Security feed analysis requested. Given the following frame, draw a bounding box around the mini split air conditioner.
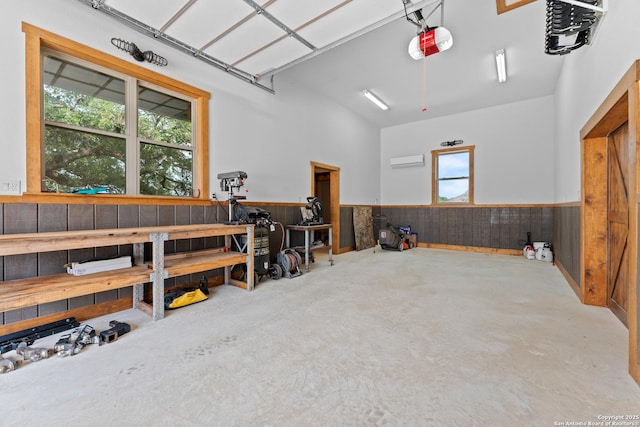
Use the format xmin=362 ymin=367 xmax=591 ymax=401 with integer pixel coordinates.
xmin=390 ymin=154 xmax=425 ymax=168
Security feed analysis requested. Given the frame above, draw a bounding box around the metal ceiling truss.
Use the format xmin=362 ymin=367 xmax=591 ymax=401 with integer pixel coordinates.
xmin=78 ymin=0 xmax=276 ymax=93
xmin=79 ymin=0 xmax=440 ymax=92
xmin=556 ymin=0 xmax=607 ymax=13
xmin=242 ymin=0 xmax=316 ymax=51
xmin=256 ymin=0 xmax=441 ymax=81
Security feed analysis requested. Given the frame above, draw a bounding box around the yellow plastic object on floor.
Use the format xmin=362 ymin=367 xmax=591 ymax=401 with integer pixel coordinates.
xmin=165 ymin=276 xmax=210 ymax=310
xmin=165 ymin=288 xmax=208 ymax=310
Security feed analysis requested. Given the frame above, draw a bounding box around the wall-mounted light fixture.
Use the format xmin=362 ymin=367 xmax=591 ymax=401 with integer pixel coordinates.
xmin=111 ymin=38 xmax=168 ymax=66
xmin=495 ymin=49 xmax=507 ymax=83
xmin=363 ymin=89 xmax=389 ymax=111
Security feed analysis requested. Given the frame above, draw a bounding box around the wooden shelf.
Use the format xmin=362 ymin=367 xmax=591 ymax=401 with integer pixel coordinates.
xmin=163 ymin=250 xmax=248 ymax=279
xmin=164 ymin=223 xmax=251 ymax=240
xmin=0 ymin=223 xmax=254 ymax=325
xmin=292 ymin=243 xmax=327 ymax=252
xmin=0 ymin=265 xmax=151 ymax=312
xmin=0 ymin=228 xmax=156 ymax=256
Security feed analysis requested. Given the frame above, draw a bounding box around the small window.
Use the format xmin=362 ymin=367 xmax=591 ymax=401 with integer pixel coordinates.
xmin=432 ymin=146 xmax=474 ymax=204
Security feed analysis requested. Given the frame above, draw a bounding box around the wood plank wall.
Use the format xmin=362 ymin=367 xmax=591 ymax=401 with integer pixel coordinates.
xmin=0 ymin=202 xmax=226 ymax=326
xmin=553 ymin=204 xmax=582 ymax=291
xmin=377 ymin=206 xmax=553 ymax=250
xmin=2 ymin=202 xmax=578 ymax=327
xmin=0 ymin=201 xmax=348 ymax=326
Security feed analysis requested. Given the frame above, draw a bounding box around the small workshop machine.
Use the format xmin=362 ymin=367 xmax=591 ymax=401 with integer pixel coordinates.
xmin=217 ymin=171 xmax=248 ymax=224
xmin=299 ymin=197 xmax=324 ymax=226
xmin=215 ymin=171 xmax=283 ymax=282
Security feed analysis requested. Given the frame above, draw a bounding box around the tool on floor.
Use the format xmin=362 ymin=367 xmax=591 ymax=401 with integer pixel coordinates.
xmin=523 ymin=232 xmax=535 ymax=259
xmin=54 ymin=324 xmax=98 ymax=357
xmin=0 ymin=317 xmax=80 ymax=354
xmin=374 ymin=215 xmax=414 ymax=251
xmin=16 ymin=342 xmax=50 ymax=362
xmin=534 ymin=242 xmax=554 ymax=263
xmin=99 ymin=320 xmax=131 ymax=345
xmin=277 ymin=248 xmax=302 ymax=279
xmin=0 ymin=355 xmax=17 ymax=374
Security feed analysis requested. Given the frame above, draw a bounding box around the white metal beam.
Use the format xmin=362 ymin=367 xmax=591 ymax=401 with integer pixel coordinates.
xmin=555 ymin=0 xmax=608 ymax=14
xmin=76 ymin=0 xmax=275 ymax=93
xmin=256 ymin=0 xmax=442 ymax=81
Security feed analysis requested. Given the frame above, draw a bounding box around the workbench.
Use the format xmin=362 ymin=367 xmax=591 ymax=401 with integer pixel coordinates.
xmin=285 ymin=224 xmax=334 ymax=273
xmin=0 ymin=224 xmax=254 ymax=326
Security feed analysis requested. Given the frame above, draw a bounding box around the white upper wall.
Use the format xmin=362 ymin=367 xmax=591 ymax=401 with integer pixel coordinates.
xmin=7 ymin=1 xmax=635 ymax=207
xmin=0 ymin=0 xmax=380 ymax=205
xmin=554 ymin=0 xmax=640 ymax=203
xmin=380 ymin=96 xmax=555 ymax=205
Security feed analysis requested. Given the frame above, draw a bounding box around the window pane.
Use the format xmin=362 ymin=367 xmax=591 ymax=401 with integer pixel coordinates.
xmin=438 ymin=152 xmax=469 ymax=179
xmin=138 ymin=86 xmax=192 ymax=147
xmin=43 ymin=55 xmax=125 ymax=134
xmin=44 ymin=125 xmax=126 ymax=193
xmin=140 ymin=143 xmax=193 ymax=196
xmin=438 ymin=178 xmax=469 ymax=203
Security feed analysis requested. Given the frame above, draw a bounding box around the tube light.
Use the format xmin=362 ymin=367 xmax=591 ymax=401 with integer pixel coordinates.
xmin=363 ymin=89 xmax=389 ymax=111
xmin=495 ymin=49 xmax=507 ymax=83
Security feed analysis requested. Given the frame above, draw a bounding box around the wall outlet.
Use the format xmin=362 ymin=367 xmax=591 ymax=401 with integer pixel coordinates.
xmin=0 ymin=180 xmax=22 ymax=195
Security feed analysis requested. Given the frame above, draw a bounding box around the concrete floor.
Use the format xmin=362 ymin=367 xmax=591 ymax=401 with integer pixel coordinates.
xmin=2 ymin=248 xmax=640 ymax=426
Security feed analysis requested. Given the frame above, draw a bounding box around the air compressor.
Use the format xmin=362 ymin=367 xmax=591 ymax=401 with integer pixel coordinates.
xmin=235 ymin=203 xmax=283 ymax=282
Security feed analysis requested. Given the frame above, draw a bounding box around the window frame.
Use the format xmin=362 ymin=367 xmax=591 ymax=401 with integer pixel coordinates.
xmin=24 ymin=22 xmax=210 ymax=202
xmin=431 ymin=145 xmax=475 ymax=205
xmin=496 ymin=0 xmax=536 ymax=15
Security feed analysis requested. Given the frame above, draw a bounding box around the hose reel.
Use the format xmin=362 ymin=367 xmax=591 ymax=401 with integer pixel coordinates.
xmin=277 ymin=249 xmax=302 ymax=279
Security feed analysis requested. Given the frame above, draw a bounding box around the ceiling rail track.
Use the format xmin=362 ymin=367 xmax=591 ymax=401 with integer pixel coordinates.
xmin=242 ymin=0 xmax=316 ymax=51
xmin=77 ymin=0 xmax=275 ymax=94
xmin=199 ymin=0 xmax=279 ymax=53
xmin=256 ymin=0 xmax=440 ymax=81
xmin=233 ymin=0 xmax=353 ymax=68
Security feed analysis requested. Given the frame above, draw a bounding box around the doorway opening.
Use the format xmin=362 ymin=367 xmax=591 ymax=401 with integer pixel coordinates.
xmin=310 ymin=161 xmax=340 ymax=252
xmin=580 ymin=60 xmax=640 ymax=385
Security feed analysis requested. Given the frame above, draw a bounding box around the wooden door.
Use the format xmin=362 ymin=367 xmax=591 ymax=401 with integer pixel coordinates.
xmin=607 ymin=122 xmax=630 ymax=327
xmin=310 ymin=162 xmax=340 ymax=252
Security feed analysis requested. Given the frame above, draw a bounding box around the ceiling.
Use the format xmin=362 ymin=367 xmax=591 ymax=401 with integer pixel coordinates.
xmin=83 ymin=0 xmax=568 ymax=128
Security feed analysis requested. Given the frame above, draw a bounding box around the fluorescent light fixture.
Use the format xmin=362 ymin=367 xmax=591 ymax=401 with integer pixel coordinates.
xmin=363 ymin=89 xmax=389 ymax=111
xmin=495 ymin=49 xmax=507 ymax=83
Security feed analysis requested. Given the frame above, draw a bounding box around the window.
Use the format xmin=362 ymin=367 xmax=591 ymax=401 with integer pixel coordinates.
xmin=25 ymin=23 xmax=210 ymax=199
xmin=43 ymin=55 xmax=128 ymax=194
xmin=432 ymin=146 xmax=474 ymax=204
xmin=496 ymin=0 xmax=536 ymax=15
